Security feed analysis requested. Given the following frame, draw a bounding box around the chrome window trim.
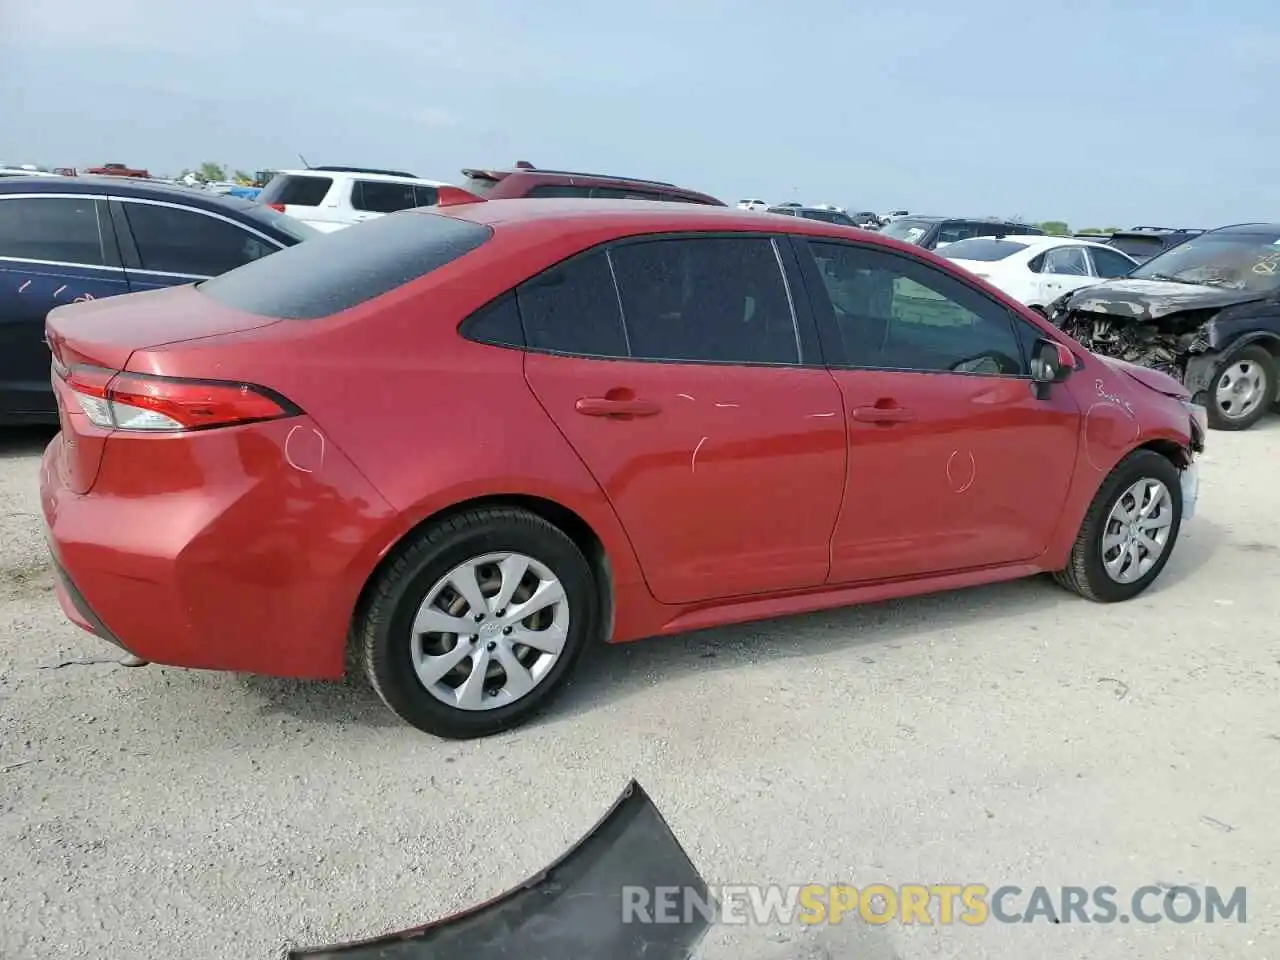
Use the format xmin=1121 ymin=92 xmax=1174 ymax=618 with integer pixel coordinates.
xmin=0 ymin=255 xmax=125 ymax=273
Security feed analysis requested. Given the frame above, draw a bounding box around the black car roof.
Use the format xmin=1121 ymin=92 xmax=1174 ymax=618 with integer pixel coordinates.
xmin=0 ymin=175 xmax=265 ymax=217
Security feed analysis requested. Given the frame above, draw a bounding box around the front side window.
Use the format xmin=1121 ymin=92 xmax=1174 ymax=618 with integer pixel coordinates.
xmin=122 ymin=202 xmax=276 ymax=276
xmin=0 ymin=196 xmax=105 ymax=265
xmin=879 ymin=218 xmax=934 ymax=245
xmin=608 ymin=237 xmax=800 ymax=365
xmin=806 ymin=240 xmax=1026 ymax=376
xmin=1041 ymin=246 xmax=1090 ymax=276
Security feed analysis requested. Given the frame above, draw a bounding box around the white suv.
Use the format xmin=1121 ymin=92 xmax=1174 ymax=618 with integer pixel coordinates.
xmin=258 ymin=166 xmax=454 ymax=232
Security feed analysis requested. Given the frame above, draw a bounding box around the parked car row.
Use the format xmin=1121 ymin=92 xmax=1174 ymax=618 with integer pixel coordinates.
xmin=3 ymin=162 xmax=1276 ymax=434
xmin=41 ymin=193 xmax=1207 ymax=738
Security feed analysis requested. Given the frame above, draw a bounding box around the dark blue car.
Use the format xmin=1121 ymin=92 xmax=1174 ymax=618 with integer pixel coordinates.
xmin=0 ymin=176 xmax=319 ymax=423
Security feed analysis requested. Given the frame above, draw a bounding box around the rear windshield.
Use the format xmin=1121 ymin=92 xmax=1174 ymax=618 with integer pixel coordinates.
xmin=458 ymin=173 xmax=501 ymax=197
xmin=937 ymin=238 xmax=1030 ymax=261
xmin=241 ymin=204 xmax=323 ymax=243
xmin=259 ymin=174 xmax=334 ymax=207
xmin=879 ymin=218 xmax=935 ymax=244
xmin=799 ymin=209 xmax=856 ymax=226
xmin=197 ymin=210 xmax=493 ymax=319
xmin=1108 ymin=235 xmax=1168 ymax=259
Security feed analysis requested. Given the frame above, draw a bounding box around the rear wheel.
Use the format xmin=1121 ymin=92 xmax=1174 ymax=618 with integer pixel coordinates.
xmin=357 ymin=507 xmax=597 ymax=739
xmin=1054 ymin=449 xmax=1183 ymax=603
xmin=1206 ymin=344 xmax=1275 ymax=431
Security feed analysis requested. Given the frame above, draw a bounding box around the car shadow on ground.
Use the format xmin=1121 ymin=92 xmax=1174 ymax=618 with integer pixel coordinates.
xmin=548 ymin=522 xmax=1225 ymax=726
xmin=0 ymin=426 xmax=57 ymax=459
xmin=235 ymin=518 xmax=1225 ymax=734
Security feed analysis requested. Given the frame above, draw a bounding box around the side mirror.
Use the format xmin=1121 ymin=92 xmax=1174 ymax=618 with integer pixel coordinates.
xmin=1031 ymin=338 xmax=1075 ymax=399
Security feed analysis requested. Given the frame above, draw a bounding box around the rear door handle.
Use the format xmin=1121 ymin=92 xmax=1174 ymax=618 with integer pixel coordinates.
xmin=575 ymin=397 xmax=662 ymax=418
xmin=851 ymin=405 xmax=914 ymax=424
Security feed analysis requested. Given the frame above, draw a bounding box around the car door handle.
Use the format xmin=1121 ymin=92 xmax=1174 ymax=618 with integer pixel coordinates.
xmin=851 ymin=405 xmax=915 ymax=424
xmin=575 ymin=397 xmax=662 ymax=418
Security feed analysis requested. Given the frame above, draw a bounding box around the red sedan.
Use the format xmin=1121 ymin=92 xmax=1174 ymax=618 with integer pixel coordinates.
xmin=40 ymin=193 xmax=1207 ymax=739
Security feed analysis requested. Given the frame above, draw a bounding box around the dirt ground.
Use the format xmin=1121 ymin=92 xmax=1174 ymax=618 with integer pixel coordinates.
xmin=1 ymin=421 xmax=1277 ymax=959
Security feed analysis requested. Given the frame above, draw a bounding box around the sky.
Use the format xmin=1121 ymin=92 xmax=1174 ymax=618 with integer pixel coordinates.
xmin=1 ymin=0 xmax=1277 ymax=229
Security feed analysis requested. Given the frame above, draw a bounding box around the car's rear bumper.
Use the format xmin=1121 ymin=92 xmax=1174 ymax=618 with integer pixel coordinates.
xmin=40 ymin=419 xmax=398 ymax=680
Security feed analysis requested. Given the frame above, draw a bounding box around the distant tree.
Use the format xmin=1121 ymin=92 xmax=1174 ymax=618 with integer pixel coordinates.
xmin=232 ymin=169 xmax=252 ymax=183
xmin=1037 ymin=220 xmax=1070 ymax=236
xmin=199 ymin=161 xmax=226 ymax=181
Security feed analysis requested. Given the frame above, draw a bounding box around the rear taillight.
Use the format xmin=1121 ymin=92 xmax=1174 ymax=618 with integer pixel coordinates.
xmin=61 ymin=365 xmax=298 ymax=432
xmin=266 ymin=202 xmax=286 ymax=213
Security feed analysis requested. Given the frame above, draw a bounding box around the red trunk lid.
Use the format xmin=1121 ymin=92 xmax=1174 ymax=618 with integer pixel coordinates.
xmin=45 ymin=285 xmax=280 ymax=494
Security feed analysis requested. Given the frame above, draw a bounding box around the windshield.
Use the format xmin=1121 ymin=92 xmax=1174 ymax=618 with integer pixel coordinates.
xmin=1129 ymin=231 xmax=1280 ymax=292
xmin=937 ymin=238 xmax=1030 ymax=262
xmin=879 ymin=218 xmax=934 ymax=244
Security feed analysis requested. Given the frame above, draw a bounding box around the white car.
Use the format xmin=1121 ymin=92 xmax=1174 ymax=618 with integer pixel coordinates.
xmin=937 ymin=235 xmax=1140 ymax=312
xmin=258 ymin=166 xmax=454 ymax=232
xmin=736 ymin=199 xmax=769 ymax=211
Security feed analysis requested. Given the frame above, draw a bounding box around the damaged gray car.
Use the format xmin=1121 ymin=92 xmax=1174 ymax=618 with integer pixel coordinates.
xmin=1047 ymin=222 xmax=1280 ymax=430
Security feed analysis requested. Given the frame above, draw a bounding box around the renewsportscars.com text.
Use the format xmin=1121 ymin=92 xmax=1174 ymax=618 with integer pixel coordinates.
xmin=621 ymin=883 xmax=1247 ymax=926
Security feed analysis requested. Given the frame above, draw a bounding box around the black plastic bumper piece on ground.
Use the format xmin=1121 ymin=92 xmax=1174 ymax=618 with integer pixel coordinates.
xmin=291 ymin=780 xmax=713 ymax=960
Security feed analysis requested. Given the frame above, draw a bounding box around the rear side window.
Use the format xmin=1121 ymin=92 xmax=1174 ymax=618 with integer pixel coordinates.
xmin=610 ymin=237 xmax=799 ymax=365
xmin=198 ymin=211 xmax=493 ymax=319
xmin=0 ymin=196 xmax=105 ymax=265
xmin=259 ymin=175 xmax=333 ymax=207
xmin=515 ymin=250 xmax=629 ymax=356
xmin=352 ymin=180 xmax=426 ymax=214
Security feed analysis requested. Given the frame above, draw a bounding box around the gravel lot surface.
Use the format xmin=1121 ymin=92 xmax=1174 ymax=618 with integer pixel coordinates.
xmin=1 ymin=421 xmax=1278 ymax=960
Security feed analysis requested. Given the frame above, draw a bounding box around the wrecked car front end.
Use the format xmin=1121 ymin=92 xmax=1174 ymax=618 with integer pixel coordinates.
xmin=1047 ymin=279 xmax=1280 ymax=403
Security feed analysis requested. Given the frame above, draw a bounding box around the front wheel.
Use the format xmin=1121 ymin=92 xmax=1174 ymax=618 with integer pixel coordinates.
xmin=1054 ymin=449 xmax=1184 ymax=603
xmin=357 ymin=507 xmax=598 ymax=739
xmin=1206 ymin=344 xmax=1275 ymax=431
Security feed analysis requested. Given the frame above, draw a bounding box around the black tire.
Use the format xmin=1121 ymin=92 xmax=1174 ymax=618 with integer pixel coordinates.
xmin=1054 ymin=449 xmax=1184 ymax=603
xmin=357 ymin=507 xmax=598 ymax=739
xmin=1205 ymin=344 xmax=1276 ymax=431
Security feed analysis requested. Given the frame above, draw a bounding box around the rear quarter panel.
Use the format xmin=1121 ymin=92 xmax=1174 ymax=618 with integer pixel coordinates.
xmin=128 ymin=231 xmax=650 ymax=595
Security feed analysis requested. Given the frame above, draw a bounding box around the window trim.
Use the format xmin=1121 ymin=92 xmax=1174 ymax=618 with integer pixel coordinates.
xmin=506 ymin=231 xmax=823 ymax=368
xmin=112 ymin=196 xmax=286 ymax=280
xmin=0 ymin=193 xmax=120 ymax=270
xmin=790 ymin=235 xmax=1039 ymax=380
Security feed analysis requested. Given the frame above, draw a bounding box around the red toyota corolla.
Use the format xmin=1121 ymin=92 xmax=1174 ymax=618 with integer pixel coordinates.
xmin=40 ymin=192 xmax=1207 ymax=739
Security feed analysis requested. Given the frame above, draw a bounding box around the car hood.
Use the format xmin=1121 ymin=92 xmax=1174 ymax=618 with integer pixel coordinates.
xmin=1060 ymin=278 xmax=1266 ymax=322
xmin=1097 ymin=355 xmax=1189 ymax=399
